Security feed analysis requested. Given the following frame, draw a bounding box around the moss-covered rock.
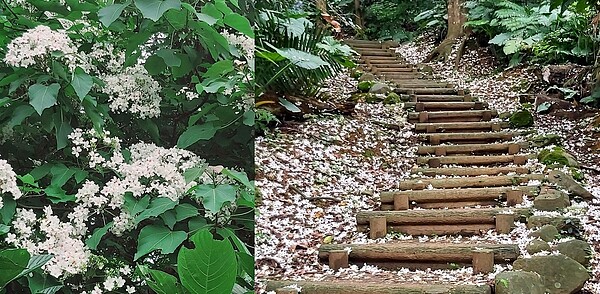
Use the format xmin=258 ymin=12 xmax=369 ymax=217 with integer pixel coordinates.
xmin=538 ymin=147 xmax=579 ymax=167
xmin=527 ymin=215 xmax=580 ymax=231
xmin=369 ymin=83 xmax=391 ymax=94
xmin=509 ymin=109 xmax=534 ymax=128
xmin=532 ymin=134 xmax=562 ymax=147
xmin=512 ymin=254 xmax=590 ymax=294
xmin=547 ymin=170 xmax=593 ymax=199
xmin=495 ymin=271 xmax=545 ymax=294
xmin=383 ymin=92 xmax=401 ymax=104
xmin=556 ymin=239 xmax=592 ymax=266
xmin=350 ymin=93 xmax=380 ymax=103
xmin=350 ymin=69 xmax=364 ymax=79
xmin=357 ymin=80 xmax=375 ymax=92
xmin=358 ymin=72 xmax=375 ymax=82
xmin=534 ymin=188 xmax=570 ymax=211
xmin=527 ymin=239 xmax=551 ymax=254
xmin=530 ymin=224 xmax=560 ymax=242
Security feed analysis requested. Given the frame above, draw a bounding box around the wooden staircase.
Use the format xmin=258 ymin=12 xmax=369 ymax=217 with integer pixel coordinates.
xmin=265 ymin=39 xmax=543 ymax=294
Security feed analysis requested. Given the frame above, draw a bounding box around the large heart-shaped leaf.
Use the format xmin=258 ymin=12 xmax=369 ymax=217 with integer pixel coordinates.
xmin=177 ymin=123 xmax=217 ymax=149
xmin=28 ymin=83 xmax=60 ymax=115
xmin=195 ymin=184 xmax=236 ymax=213
xmin=85 ymin=222 xmax=113 ymax=250
xmin=178 ymin=229 xmax=237 ymax=294
xmin=134 ymin=197 xmax=177 ymax=225
xmin=223 ymin=13 xmax=254 ymax=38
xmin=138 ymin=266 xmax=187 ymax=294
xmin=134 ymin=225 xmax=186 ymax=260
xmin=0 ymin=249 xmax=29 ymax=288
xmin=98 ymin=2 xmax=129 ymax=27
xmin=71 ymin=67 xmax=93 ymax=101
xmin=135 ymin=0 xmax=181 ymax=21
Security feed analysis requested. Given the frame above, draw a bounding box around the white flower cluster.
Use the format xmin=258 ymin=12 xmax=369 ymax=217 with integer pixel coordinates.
xmin=0 ymin=158 xmax=22 ymax=209
xmin=3 ymin=25 xmax=77 ymax=68
xmin=68 ymin=128 xmax=122 ymax=169
xmin=177 ymin=86 xmax=200 ymax=100
xmin=6 ymin=207 xmax=90 ymax=278
xmin=221 ymin=30 xmax=254 ymax=65
xmin=101 ymin=64 xmax=162 ymax=118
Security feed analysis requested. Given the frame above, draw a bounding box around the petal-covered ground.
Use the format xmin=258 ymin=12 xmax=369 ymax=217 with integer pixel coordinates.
xmin=255 ymin=35 xmax=600 ymax=293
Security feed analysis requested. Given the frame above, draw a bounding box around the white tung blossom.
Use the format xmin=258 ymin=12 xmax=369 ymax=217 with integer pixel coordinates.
xmin=101 ymin=64 xmax=162 ymax=118
xmin=3 ymin=25 xmax=77 ymax=68
xmin=0 ymin=159 xmax=22 ymax=209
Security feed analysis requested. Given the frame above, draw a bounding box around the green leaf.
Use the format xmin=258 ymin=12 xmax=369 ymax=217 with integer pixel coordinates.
xmin=223 ymin=13 xmax=254 ymax=38
xmin=188 ymin=217 xmax=210 ymax=231
xmin=278 ymin=97 xmax=301 ymax=113
xmin=0 ymin=224 xmax=9 ymax=236
xmin=195 ymin=184 xmax=236 ymax=213
xmin=183 ymin=166 xmax=207 ymax=183
xmin=124 ymin=194 xmax=151 ymax=215
xmin=145 ymin=55 xmax=167 ymax=75
xmin=71 ymin=67 xmax=93 ymax=101
xmin=222 ymin=169 xmax=253 ymax=189
xmin=50 ymin=164 xmax=76 ymax=187
xmin=98 ymin=2 xmax=130 ymax=27
xmin=536 ymin=102 xmax=552 ymax=113
xmin=55 ymin=120 xmax=72 ymax=150
xmin=175 ymin=203 xmax=199 ymax=221
xmin=28 ymin=83 xmax=60 ymax=115
xmin=134 ymin=197 xmax=177 ymax=225
xmin=44 ymin=185 xmax=76 ymax=203
xmin=275 ymin=48 xmax=328 ymax=70
xmin=138 ymin=266 xmax=187 ymax=294
xmin=7 ymin=105 xmax=35 ymax=128
xmin=216 ymin=227 xmax=250 ymax=255
xmin=27 ymin=271 xmax=62 ymax=294
xmin=18 ymin=255 xmax=53 ymax=279
xmin=178 ymin=229 xmax=237 ymax=294
xmin=160 ymin=210 xmax=177 ymax=229
xmin=177 ymin=123 xmax=217 ymax=149
xmin=135 ymin=0 xmax=181 ymax=21
xmin=203 ymin=60 xmax=234 ymax=79
xmin=85 ymin=222 xmax=113 ymax=250
xmin=0 ymin=249 xmax=29 ymax=288
xmin=0 ymin=195 xmax=16 ymax=224
xmin=134 ymin=225 xmax=187 ymax=260
xmin=156 ymin=49 xmax=181 ymax=67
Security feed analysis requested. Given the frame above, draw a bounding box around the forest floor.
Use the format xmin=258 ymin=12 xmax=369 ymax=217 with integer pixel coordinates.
xmin=255 ymin=34 xmax=600 ymax=293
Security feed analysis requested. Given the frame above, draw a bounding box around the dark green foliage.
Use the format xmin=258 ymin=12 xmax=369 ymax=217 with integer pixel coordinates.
xmin=357 ymin=80 xmax=375 ymax=92
xmin=363 ymin=0 xmax=445 ymax=41
xmin=384 ymin=92 xmax=402 ymax=104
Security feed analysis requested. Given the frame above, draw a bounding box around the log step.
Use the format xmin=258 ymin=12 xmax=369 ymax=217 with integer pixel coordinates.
xmin=319 ymin=242 xmax=519 ymax=265
xmin=382 ymin=74 xmax=426 ymax=80
xmin=394 ymin=82 xmax=450 ymax=88
xmin=266 ymin=281 xmax=493 ymax=294
xmin=417 ymin=155 xmax=529 ymax=167
xmin=372 ymin=67 xmax=415 ymax=72
xmin=419 ymin=132 xmax=513 ymax=144
xmin=363 ymin=58 xmax=403 ymax=64
xmin=417 ymin=143 xmax=526 ymax=155
xmin=405 ymin=102 xmax=487 ymax=111
xmin=411 ymin=95 xmax=472 ymax=102
xmin=397 ymin=174 xmax=543 ymax=190
xmin=412 ymin=167 xmax=531 ymax=176
xmin=355 ymin=208 xmax=530 ymax=235
xmin=368 ymin=63 xmax=414 ymax=69
xmin=415 ymin=122 xmax=507 ymax=133
xmin=357 ymin=51 xmax=395 ymax=57
xmin=379 ymin=186 xmax=538 ymax=206
xmin=395 ymin=87 xmax=463 ymax=94
xmin=409 ymin=110 xmax=497 ymax=123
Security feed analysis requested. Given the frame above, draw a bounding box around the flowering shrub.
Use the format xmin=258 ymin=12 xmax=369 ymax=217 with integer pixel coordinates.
xmin=0 ymin=0 xmax=254 ymax=293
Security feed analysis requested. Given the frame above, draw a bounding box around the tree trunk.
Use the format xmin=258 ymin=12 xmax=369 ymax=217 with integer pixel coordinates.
xmin=354 ymin=0 xmax=363 ymax=29
xmin=424 ymin=0 xmax=466 ymax=62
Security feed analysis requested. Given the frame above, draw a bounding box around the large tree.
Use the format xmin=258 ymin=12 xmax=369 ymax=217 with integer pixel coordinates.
xmin=424 ymin=0 xmax=467 ymax=62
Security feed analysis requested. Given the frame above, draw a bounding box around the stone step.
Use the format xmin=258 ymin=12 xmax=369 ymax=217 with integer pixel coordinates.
xmin=418 ymin=154 xmax=529 ymax=167
xmin=412 ymin=94 xmax=473 ymax=102
xmin=355 ymin=208 xmax=530 ymax=235
xmin=405 ymin=102 xmax=487 ymax=111
xmin=418 ymin=132 xmax=513 ymax=144
xmin=412 ymin=167 xmax=531 ymax=177
xmin=408 ymin=110 xmax=497 ymax=123
xmin=267 ymin=281 xmax=493 ymax=294
xmin=417 ymin=143 xmax=526 ymax=155
xmin=395 ymin=87 xmax=464 ymax=95
xmin=415 ymin=122 xmax=507 ymax=133
xmin=379 ymin=186 xmax=537 ymax=209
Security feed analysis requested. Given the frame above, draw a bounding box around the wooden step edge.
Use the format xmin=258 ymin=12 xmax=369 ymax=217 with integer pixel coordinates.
xmin=356 ymin=208 xmax=531 ymax=225
xmin=414 ymin=122 xmax=510 ymax=133
xmin=417 ymin=154 xmax=530 ymax=167
xmin=379 ymin=186 xmax=538 ymax=203
xmin=411 ymin=167 xmax=531 ymax=176
xmin=397 ymin=174 xmax=544 ymax=190
xmin=266 ymin=280 xmax=492 ymax=294
xmin=416 ymin=143 xmax=529 ymax=156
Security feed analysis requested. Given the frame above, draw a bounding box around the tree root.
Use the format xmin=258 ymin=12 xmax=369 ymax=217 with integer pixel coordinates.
xmin=423 ymin=38 xmax=456 ymax=63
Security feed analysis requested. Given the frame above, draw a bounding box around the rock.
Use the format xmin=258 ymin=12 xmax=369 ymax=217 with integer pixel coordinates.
xmin=530 ymin=224 xmax=559 ymax=242
xmin=499 ymin=112 xmax=512 ymax=119
xmin=555 ymin=239 xmax=591 ymax=266
xmin=534 ymin=187 xmax=570 ymax=211
xmin=350 ymin=69 xmax=364 ymax=79
xmin=369 ymin=83 xmax=391 ymax=94
xmin=513 ymin=254 xmax=590 ymax=294
xmin=527 ymin=239 xmax=551 ymax=254
xmin=349 ymin=93 xmax=380 ymax=103
xmin=546 ymin=170 xmax=593 ymax=199
xmin=532 ymin=134 xmax=562 ymax=147
xmin=357 ymin=80 xmax=375 ymax=92
xmin=358 ymin=73 xmax=375 ymax=82
xmin=509 ymin=110 xmax=534 ymax=128
xmin=383 ymin=93 xmax=401 ymax=104
xmin=494 ymin=271 xmax=545 ymax=294
xmin=538 ymin=147 xmax=579 ymax=167
xmin=419 ymin=65 xmax=434 ymax=74
xmin=360 ymin=189 xmax=374 ymax=196
xmin=527 ymin=215 xmax=580 ymax=231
